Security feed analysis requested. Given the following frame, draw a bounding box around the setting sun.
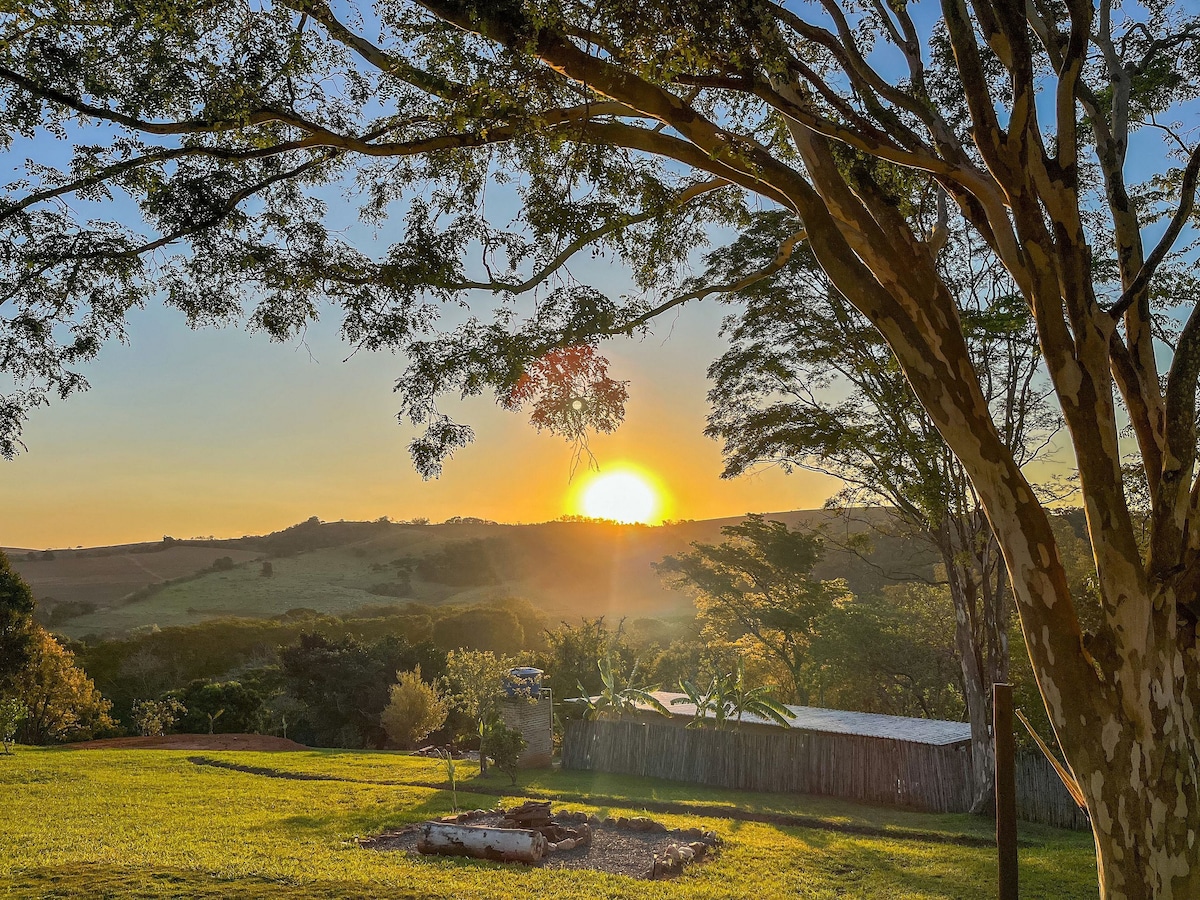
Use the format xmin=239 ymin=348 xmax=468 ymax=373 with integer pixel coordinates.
xmin=579 ymin=470 xmax=661 ymax=524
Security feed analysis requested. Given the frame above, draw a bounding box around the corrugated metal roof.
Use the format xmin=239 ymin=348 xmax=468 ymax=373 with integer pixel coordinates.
xmin=645 ymin=691 xmax=972 ymax=746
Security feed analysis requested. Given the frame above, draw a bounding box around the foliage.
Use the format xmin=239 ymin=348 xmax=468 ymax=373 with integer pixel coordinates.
xmin=167 ymin=679 xmax=267 ymax=735
xmin=812 ymin=586 xmax=964 ymax=722
xmin=131 ymin=698 xmax=185 ymax=737
xmin=0 ymin=696 xmax=25 ymax=753
xmin=575 ymin=654 xmax=669 ymax=721
xmin=380 ymin=666 xmax=449 ymax=749
xmin=480 ymin=720 xmax=527 ymax=785
xmin=15 ymin=626 xmax=114 ymax=744
xmin=443 ymin=650 xmax=515 ymax=728
xmin=535 ymin=617 xmax=635 ymax=702
xmin=0 ymin=551 xmax=35 ymax=690
xmin=33 ymin=598 xmax=97 ymax=627
xmin=280 ymin=632 xmax=445 ymax=749
xmin=657 ymin=515 xmax=850 ymax=703
xmin=430 ymin=606 xmax=525 ymax=655
xmin=415 ymin=539 xmax=524 ymax=586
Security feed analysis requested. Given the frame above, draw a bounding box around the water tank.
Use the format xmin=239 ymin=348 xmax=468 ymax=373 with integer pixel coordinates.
xmin=505 ymin=667 xmax=543 ymax=698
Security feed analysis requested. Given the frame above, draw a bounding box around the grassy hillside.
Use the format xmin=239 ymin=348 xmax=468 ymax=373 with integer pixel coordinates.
xmin=4 ymin=543 xmax=263 ymax=610
xmin=9 ymin=510 xmax=938 ymax=639
xmin=0 ymin=747 xmax=1097 ymax=899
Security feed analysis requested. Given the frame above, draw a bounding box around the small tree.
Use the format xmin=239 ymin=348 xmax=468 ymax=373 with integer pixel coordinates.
xmin=0 ymin=697 xmax=25 ymax=754
xmin=131 ymin=698 xmax=185 ymax=737
xmin=436 ymin=748 xmax=458 ymax=812
xmin=17 ymin=626 xmax=115 ymax=744
xmin=444 ymin=650 xmax=514 ymax=774
xmin=481 ymin=721 xmax=526 ymax=786
xmin=381 ymin=666 xmax=449 ymax=750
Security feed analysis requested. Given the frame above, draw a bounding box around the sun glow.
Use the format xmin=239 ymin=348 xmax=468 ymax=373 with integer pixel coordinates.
xmin=578 ymin=469 xmax=662 ymax=524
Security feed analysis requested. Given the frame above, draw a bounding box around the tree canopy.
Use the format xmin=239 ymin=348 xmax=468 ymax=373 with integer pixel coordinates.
xmin=0 ymin=551 xmax=36 ymax=689
xmin=658 ymin=514 xmax=849 ymax=703
xmin=6 ymin=0 xmax=1200 ymax=893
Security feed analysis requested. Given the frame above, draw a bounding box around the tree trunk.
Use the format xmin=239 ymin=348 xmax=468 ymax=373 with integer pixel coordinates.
xmin=937 ymin=517 xmax=1010 ymax=814
xmin=1066 ymin=638 xmax=1200 ymax=900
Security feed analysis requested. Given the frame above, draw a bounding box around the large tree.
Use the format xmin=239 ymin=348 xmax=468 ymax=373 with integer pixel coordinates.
xmin=702 ymin=217 xmax=1058 ymax=811
xmin=4 ymin=1 xmax=1200 ymax=894
xmin=657 ymin=513 xmax=850 ymax=704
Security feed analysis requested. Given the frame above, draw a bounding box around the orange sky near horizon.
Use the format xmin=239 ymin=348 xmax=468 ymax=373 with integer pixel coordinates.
xmin=1 ymin=295 xmax=841 ymax=550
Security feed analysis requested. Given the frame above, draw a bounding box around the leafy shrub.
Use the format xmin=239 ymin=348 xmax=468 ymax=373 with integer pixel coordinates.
xmin=168 ymin=680 xmax=266 ymax=734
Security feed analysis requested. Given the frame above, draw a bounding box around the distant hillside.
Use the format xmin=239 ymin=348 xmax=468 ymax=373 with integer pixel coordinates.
xmin=8 ymin=509 xmax=938 ymax=639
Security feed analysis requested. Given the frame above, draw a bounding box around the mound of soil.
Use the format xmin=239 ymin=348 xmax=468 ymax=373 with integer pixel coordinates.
xmin=70 ymin=734 xmax=307 ymax=751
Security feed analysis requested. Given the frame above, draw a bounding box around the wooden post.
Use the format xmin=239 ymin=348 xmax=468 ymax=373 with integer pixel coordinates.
xmin=994 ymin=682 xmax=1018 ymax=900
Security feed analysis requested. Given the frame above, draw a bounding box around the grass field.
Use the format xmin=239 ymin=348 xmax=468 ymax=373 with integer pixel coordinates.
xmin=0 ymin=747 xmax=1098 ymax=899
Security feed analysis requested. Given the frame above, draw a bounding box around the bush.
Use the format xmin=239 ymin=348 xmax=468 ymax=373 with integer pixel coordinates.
xmin=131 ymin=698 xmax=185 ymax=737
xmin=380 ymin=667 xmax=448 ymax=749
xmin=0 ymin=697 xmax=25 ymax=753
xmin=169 ymin=680 xmax=267 ymax=734
xmin=16 ymin=627 xmax=115 ymax=743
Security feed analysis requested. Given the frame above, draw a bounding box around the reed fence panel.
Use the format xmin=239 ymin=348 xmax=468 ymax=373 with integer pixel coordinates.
xmin=561 ymin=719 xmax=1089 ymax=829
xmin=1015 ymin=752 xmax=1090 ymax=830
xmin=561 ymin=719 xmax=973 ymax=813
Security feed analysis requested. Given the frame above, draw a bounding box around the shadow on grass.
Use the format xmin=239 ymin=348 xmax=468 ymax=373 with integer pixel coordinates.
xmin=1 ymin=865 xmax=428 ymax=900
xmin=274 ymin=790 xmax=503 ymax=839
xmin=187 ymin=757 xmax=1004 ymax=848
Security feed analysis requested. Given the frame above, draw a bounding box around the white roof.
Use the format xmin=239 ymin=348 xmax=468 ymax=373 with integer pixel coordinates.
xmin=644 ymin=691 xmax=972 ymax=746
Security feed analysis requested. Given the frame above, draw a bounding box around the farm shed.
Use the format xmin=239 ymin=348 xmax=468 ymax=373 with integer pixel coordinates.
xmin=563 ymin=692 xmax=1090 ymax=827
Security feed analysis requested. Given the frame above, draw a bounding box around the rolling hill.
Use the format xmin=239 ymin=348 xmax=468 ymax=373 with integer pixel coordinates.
xmin=7 ymin=509 xmax=937 ymax=639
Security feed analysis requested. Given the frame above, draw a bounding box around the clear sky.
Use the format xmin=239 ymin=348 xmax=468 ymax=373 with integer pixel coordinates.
xmin=1 ymin=266 xmax=840 ymax=549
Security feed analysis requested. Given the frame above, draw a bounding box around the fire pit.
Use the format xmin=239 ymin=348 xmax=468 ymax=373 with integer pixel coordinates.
xmin=361 ymin=800 xmax=721 ymax=879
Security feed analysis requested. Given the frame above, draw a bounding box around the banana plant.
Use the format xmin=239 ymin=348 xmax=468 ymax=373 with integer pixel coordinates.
xmin=673 ymin=677 xmax=726 ymax=729
xmin=723 ymin=660 xmax=793 ymax=728
xmin=576 ymin=655 xmax=670 ymax=720
xmin=674 ymin=661 xmax=793 ymax=730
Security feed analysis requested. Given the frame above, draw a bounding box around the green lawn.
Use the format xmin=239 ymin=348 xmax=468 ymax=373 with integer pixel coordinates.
xmin=0 ymin=748 xmax=1099 ymax=899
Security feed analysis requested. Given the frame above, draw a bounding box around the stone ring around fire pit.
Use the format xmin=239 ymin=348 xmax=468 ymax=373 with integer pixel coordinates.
xmin=360 ymin=800 xmax=722 ymax=880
